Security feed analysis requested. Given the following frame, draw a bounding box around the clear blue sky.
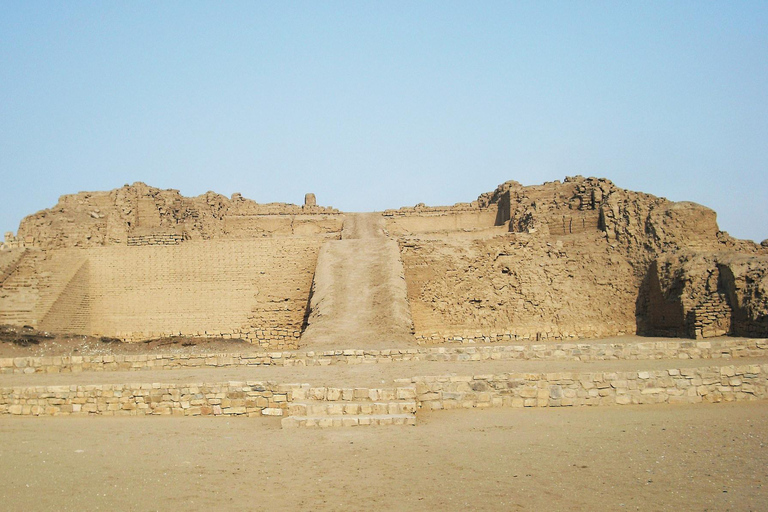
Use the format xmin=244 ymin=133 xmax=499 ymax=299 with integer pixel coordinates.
xmin=1 ymin=1 xmax=766 ymax=241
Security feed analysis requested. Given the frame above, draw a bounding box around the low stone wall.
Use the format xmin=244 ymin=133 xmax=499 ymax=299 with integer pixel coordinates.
xmin=2 ymin=338 xmax=766 ymax=374
xmin=1 ymin=363 xmax=766 ymax=417
xmin=0 ymin=381 xmax=299 ymax=417
xmin=415 ymin=331 xmax=615 ymax=344
xmin=118 ymin=328 xmax=302 ymax=349
xmin=0 ymin=381 xmax=418 ymax=417
xmin=401 ymin=363 xmax=768 ymax=410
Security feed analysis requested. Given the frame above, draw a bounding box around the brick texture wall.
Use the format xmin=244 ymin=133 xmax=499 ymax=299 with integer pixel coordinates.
xmin=86 ymin=239 xmax=320 ymax=345
xmin=1 ymin=240 xmax=321 ymax=347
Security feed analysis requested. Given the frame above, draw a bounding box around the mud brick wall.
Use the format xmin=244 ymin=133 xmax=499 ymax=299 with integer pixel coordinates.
xmin=0 ymin=249 xmax=88 ymax=329
xmin=86 ymin=239 xmax=321 ymax=345
xmin=0 ymin=251 xmax=42 ymax=326
xmin=543 ymin=210 xmax=601 ymax=236
xmin=223 ymin=214 xmax=343 ymax=238
xmin=405 ymin=363 xmax=768 ymax=410
xmin=39 ymin=261 xmax=91 ymax=334
xmin=400 ymin=233 xmax=639 ymax=341
xmin=0 ymin=241 xmax=320 ymax=347
xmin=383 ymin=208 xmax=499 ymax=236
xmin=690 ymin=295 xmax=732 ymax=339
xmin=0 ymin=249 xmax=26 ymax=285
xmin=127 ymin=234 xmax=184 ymax=246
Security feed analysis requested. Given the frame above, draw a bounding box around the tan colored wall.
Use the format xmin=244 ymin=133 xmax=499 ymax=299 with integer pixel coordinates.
xmin=6 ymin=176 xmax=767 ymax=344
xmin=400 ymin=232 xmax=639 ymax=341
xmin=0 ymin=250 xmax=88 ymax=328
xmin=0 ymin=251 xmax=41 ymax=326
xmin=384 ymin=210 xmax=498 ymax=236
xmin=39 ymin=260 xmax=91 ymax=334
xmin=85 ymin=239 xmax=320 ymax=343
xmin=16 ymin=182 xmax=342 ymax=248
xmin=1 ymin=240 xmax=321 ymax=347
xmin=223 ymin=214 xmax=343 ymax=238
xmin=0 ymin=249 xmax=26 ymax=286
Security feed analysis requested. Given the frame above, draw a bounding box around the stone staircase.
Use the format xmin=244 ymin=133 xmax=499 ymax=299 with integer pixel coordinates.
xmin=281 ymin=385 xmax=418 ymax=428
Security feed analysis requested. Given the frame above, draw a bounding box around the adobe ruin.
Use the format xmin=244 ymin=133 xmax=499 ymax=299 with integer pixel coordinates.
xmin=1 ymin=176 xmax=766 ymax=347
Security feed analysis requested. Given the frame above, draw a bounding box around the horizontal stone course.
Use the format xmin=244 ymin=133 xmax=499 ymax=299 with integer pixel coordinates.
xmin=2 ymin=338 xmax=765 ymax=375
xmin=0 ymin=380 xmax=297 ymax=417
xmin=400 ymin=363 xmax=768 ymax=410
xmin=2 ymin=362 xmax=767 ymax=418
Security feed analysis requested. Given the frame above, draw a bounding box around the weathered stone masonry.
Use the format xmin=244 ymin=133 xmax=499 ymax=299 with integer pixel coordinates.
xmin=2 ymin=338 xmax=766 ymax=375
xmin=2 ymin=362 xmax=765 ymax=417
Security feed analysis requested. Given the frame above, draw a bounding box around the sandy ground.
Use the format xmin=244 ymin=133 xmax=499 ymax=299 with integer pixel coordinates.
xmin=0 ymin=402 xmax=765 ymax=511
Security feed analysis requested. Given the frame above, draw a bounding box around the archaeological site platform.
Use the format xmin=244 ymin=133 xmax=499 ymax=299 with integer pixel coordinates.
xmin=1 ymin=176 xmax=767 ymax=426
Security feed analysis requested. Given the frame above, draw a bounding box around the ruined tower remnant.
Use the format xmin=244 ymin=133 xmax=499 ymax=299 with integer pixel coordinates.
xmin=304 ymin=193 xmax=317 ymax=207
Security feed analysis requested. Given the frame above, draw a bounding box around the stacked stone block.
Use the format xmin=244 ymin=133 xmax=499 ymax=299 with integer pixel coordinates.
xmin=402 ymin=364 xmax=768 ymax=410
xmin=690 ymin=294 xmax=733 ymax=339
xmin=281 ymin=385 xmax=418 ymax=428
xmin=0 ymin=381 xmax=295 ymax=417
xmin=2 ymin=338 xmax=765 ymax=375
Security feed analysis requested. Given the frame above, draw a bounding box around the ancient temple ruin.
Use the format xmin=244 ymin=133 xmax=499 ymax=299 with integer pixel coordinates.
xmin=1 ymin=177 xmax=766 ymax=347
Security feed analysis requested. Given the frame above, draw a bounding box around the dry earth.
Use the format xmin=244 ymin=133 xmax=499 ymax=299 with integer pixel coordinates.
xmin=0 ymin=402 xmax=765 ymax=512
xmin=297 ymin=213 xmax=414 ymax=350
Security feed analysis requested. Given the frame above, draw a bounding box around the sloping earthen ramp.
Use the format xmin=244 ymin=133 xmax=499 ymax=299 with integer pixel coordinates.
xmin=301 ymin=213 xmax=414 ymax=349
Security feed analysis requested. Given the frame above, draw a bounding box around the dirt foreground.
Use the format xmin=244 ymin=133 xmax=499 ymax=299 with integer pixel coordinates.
xmin=0 ymin=402 xmax=766 ymax=512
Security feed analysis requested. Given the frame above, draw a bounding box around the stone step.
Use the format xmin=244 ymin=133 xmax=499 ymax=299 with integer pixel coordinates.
xmin=297 ymin=386 xmax=417 ymax=402
xmin=288 ymin=400 xmax=417 ymax=416
xmin=281 ymin=413 xmax=417 ymax=428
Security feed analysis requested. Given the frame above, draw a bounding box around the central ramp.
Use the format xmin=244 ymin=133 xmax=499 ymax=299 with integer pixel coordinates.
xmin=301 ymin=213 xmax=414 ymax=349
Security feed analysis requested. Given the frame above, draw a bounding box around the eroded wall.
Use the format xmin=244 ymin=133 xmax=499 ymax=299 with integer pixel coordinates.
xmin=396 ymin=176 xmax=768 ymax=341
xmin=14 ymin=182 xmax=342 ymax=248
xmin=3 ymin=176 xmax=767 ymax=344
xmin=401 ymin=232 xmax=638 ymax=342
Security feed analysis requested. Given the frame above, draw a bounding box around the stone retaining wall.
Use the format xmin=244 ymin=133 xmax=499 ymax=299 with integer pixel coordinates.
xmin=0 ymin=381 xmax=297 ymax=417
xmin=2 ymin=338 xmax=766 ymax=374
xmin=415 ymin=331 xmax=606 ymax=344
xmin=1 ymin=363 xmax=766 ymax=417
xmin=118 ymin=328 xmax=302 ymax=349
xmin=401 ymin=363 xmax=768 ymax=410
